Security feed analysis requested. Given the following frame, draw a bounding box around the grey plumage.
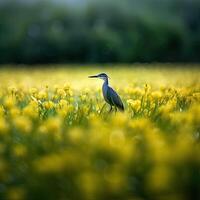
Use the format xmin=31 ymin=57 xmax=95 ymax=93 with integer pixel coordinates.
xmin=89 ymin=73 xmax=124 ymax=112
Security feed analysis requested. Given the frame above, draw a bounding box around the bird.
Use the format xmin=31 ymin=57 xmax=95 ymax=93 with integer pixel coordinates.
xmin=88 ymin=73 xmax=124 ymax=112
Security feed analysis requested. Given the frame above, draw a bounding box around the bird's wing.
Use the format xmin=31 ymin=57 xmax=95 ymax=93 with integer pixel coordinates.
xmin=108 ymin=87 xmax=124 ymax=111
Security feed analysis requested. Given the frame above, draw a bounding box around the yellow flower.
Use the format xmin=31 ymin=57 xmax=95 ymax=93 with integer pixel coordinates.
xmin=127 ymin=99 xmax=141 ymax=112
xmin=0 ymin=106 xmax=5 ymax=116
xmin=4 ymin=96 xmax=16 ymax=109
xmin=9 ymin=107 xmax=20 ymax=118
xmin=63 ymin=84 xmax=73 ymax=96
xmin=43 ymin=100 xmax=54 ymax=109
xmin=80 ymin=94 xmax=87 ymax=101
xmin=0 ymin=117 xmax=9 ymax=134
xmin=146 ymin=165 xmax=173 ymax=193
xmin=129 ymin=118 xmax=153 ymax=134
xmin=37 ymin=90 xmax=47 ymax=100
xmin=34 ymin=153 xmax=66 ymax=173
xmin=131 ymin=87 xmax=144 ymax=96
xmin=127 ymin=99 xmax=134 ymax=105
xmin=77 ymin=171 xmax=99 ymax=198
xmin=8 ymin=86 xmax=17 ymax=94
xmin=83 ymin=87 xmax=90 ymax=94
xmin=13 ymin=116 xmax=32 ymax=133
xmin=43 ymin=117 xmax=62 ymax=134
xmin=193 ymin=92 xmax=200 ymax=101
xmin=68 ymin=128 xmax=83 ymax=144
xmin=57 ymin=88 xmax=66 ymax=98
xmin=13 ymin=144 xmax=27 ymax=158
xmin=57 ymin=109 xmax=68 ymax=118
xmin=151 ymin=91 xmax=162 ymax=99
xmin=158 ymin=99 xmax=177 ymax=119
xmin=34 ymin=151 xmax=81 ymax=174
xmin=23 ymin=102 xmax=38 ymax=119
xmin=58 ymin=99 xmax=68 ymax=107
xmin=111 ymin=112 xmax=128 ymax=127
xmin=104 ymin=170 xmax=126 ymax=192
xmin=144 ymin=83 xmax=151 ymax=93
xmin=109 ymin=130 xmax=125 ymax=147
xmin=29 ymin=87 xmax=38 ymax=95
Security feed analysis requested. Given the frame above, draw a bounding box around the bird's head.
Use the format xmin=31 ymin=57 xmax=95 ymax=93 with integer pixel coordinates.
xmin=88 ymin=73 xmax=109 ymax=81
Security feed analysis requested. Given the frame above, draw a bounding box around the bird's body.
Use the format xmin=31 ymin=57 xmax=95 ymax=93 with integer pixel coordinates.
xmin=89 ymin=73 xmax=124 ymax=112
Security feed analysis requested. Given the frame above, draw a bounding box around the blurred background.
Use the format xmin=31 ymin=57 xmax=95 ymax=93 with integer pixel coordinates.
xmin=0 ymin=0 xmax=200 ymax=64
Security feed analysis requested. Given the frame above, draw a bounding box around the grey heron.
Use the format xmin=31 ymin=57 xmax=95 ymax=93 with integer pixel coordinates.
xmin=88 ymin=73 xmax=124 ymax=112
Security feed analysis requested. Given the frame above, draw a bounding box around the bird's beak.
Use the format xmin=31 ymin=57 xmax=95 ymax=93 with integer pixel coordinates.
xmin=88 ymin=75 xmax=98 ymax=78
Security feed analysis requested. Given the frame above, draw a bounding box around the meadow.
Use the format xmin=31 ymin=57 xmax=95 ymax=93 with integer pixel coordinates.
xmin=0 ymin=65 xmax=200 ymax=200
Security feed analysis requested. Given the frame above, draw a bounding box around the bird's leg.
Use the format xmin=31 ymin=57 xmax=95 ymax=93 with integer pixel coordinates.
xmin=114 ymin=106 xmax=117 ymax=114
xmin=109 ymin=106 xmax=113 ymax=113
xmin=99 ymin=103 xmax=106 ymax=114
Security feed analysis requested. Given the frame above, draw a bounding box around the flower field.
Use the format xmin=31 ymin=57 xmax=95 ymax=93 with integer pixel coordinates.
xmin=0 ymin=65 xmax=200 ymax=200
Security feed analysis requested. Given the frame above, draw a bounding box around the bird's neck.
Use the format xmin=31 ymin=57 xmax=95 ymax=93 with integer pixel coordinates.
xmin=103 ymin=78 xmax=109 ymax=85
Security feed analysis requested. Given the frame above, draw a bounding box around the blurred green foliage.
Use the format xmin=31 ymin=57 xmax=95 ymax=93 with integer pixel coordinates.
xmin=0 ymin=0 xmax=200 ymax=64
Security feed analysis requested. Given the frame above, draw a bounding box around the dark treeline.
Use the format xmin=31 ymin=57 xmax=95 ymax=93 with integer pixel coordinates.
xmin=0 ymin=0 xmax=200 ymax=64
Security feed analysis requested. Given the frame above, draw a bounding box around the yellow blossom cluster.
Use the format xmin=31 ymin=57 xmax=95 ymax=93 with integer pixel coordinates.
xmin=0 ymin=66 xmax=199 ymax=200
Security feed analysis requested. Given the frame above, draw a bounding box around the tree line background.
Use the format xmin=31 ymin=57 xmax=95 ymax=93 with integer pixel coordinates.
xmin=0 ymin=0 xmax=200 ymax=64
